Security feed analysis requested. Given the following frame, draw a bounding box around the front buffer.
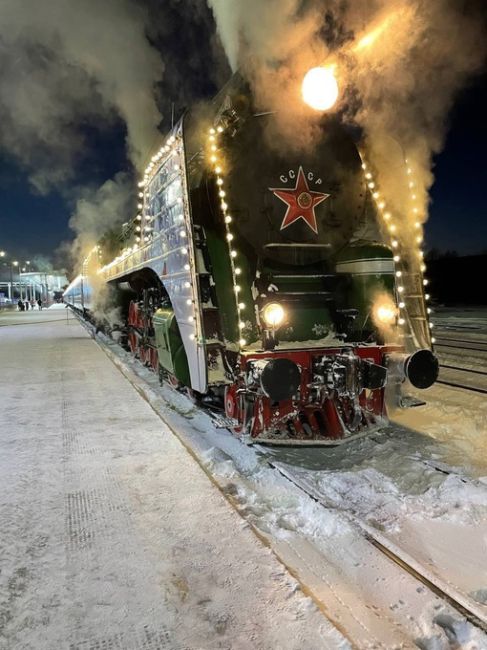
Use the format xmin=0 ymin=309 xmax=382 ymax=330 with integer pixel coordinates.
xmin=224 ymin=345 xmax=438 ymax=444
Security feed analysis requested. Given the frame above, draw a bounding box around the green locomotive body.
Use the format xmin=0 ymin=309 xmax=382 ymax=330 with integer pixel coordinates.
xmin=64 ymin=75 xmax=438 ymax=443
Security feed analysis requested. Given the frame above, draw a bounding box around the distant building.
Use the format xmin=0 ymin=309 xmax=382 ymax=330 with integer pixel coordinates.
xmin=0 ymin=269 xmax=68 ymax=303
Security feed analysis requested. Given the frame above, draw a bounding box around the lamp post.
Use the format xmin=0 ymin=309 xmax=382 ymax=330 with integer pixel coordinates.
xmin=20 ymin=261 xmax=34 ymax=300
xmin=0 ymin=251 xmax=8 ymax=303
xmin=11 ymin=261 xmax=20 ymax=300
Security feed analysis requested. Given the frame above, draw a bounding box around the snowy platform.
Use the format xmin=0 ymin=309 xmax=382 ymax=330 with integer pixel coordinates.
xmin=0 ymin=308 xmax=345 ymax=649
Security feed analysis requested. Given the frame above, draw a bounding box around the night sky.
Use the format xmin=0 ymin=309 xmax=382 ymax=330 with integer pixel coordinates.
xmin=0 ymin=7 xmax=485 ymax=266
xmin=426 ymin=70 xmax=487 ymax=255
xmin=0 ymin=122 xmax=129 ymax=263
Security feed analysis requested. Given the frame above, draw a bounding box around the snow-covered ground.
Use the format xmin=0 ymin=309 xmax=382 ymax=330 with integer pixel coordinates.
xmin=394 ymin=307 xmax=487 ymax=472
xmin=92 ymin=309 xmax=487 ymax=649
xmin=0 ymin=310 xmax=348 ymax=650
xmin=2 ymin=307 xmax=487 ymax=649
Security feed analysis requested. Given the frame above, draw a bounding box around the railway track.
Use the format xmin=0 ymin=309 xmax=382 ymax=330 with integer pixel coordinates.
xmin=77 ymin=309 xmax=487 ymax=645
xmin=437 ymin=362 xmax=487 ymax=394
xmin=440 ymin=364 xmax=487 ymax=376
xmin=436 ymin=380 xmax=487 ymax=394
xmin=434 ymin=338 xmax=487 ymax=393
xmin=434 ymin=336 xmax=487 ymax=354
xmin=268 ymin=460 xmax=487 ymax=636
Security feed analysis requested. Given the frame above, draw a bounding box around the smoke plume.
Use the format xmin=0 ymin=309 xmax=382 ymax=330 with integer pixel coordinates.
xmin=68 ymin=173 xmax=134 ymax=266
xmin=0 ymin=0 xmax=163 ymax=193
xmin=208 ymin=0 xmax=486 ymax=244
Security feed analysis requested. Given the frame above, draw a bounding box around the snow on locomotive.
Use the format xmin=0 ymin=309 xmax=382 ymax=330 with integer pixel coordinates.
xmin=64 ymin=74 xmax=439 ymax=444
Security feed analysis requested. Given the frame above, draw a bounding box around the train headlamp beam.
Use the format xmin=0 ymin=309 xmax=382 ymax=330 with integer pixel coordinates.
xmin=302 ymin=66 xmax=339 ymax=111
xmin=374 ymin=304 xmax=397 ymax=326
xmin=262 ymin=302 xmax=285 ymax=328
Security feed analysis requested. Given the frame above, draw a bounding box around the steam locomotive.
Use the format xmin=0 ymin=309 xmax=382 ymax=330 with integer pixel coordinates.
xmin=64 ymin=74 xmax=439 ymax=444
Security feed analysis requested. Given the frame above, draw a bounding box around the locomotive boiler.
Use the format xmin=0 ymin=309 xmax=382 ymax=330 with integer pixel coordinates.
xmin=64 ymin=73 xmax=438 ymax=443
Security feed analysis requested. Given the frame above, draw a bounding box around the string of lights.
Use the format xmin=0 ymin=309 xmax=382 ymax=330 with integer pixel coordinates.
xmin=206 ymin=125 xmax=247 ymax=349
xmin=361 ymin=157 xmax=435 ymax=346
xmin=98 ymin=130 xmax=201 ymax=345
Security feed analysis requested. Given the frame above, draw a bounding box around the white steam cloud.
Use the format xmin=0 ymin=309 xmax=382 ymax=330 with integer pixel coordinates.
xmin=208 ymin=0 xmax=486 ymax=238
xmin=207 ymin=0 xmax=322 ymax=72
xmin=208 ymin=0 xmax=327 ymax=148
xmin=208 ymin=0 xmax=485 ymax=349
xmin=0 ymin=0 xmax=162 ymax=193
xmin=0 ymin=0 xmax=165 ymax=278
xmin=69 ymin=172 xmax=134 ymax=263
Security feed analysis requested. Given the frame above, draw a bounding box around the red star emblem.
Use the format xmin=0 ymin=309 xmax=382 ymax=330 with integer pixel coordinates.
xmin=270 ymin=167 xmax=329 ymax=234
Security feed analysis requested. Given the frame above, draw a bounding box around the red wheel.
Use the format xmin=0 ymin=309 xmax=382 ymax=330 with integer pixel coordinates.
xmin=224 ymin=385 xmax=243 ymax=434
xmin=128 ymin=301 xmax=137 ymax=328
xmin=225 ymin=385 xmax=238 ymax=418
xmin=139 ymin=344 xmax=149 ymax=366
xmin=128 ymin=331 xmax=138 ymax=357
xmin=150 ymin=347 xmax=158 ymax=372
xmin=167 ymin=373 xmax=181 ymax=388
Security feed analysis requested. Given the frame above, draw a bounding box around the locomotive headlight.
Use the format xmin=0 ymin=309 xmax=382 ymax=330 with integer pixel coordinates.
xmin=262 ymin=302 xmax=285 ymax=328
xmin=302 ymin=66 xmax=339 ymax=111
xmin=375 ymin=305 xmax=397 ymax=325
xmin=372 ymin=294 xmax=398 ymax=329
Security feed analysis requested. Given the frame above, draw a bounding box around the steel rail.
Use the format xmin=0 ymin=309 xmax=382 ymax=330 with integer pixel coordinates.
xmin=71 ymin=305 xmax=487 ymax=641
xmin=440 ymin=364 xmax=487 ymax=377
xmin=268 ymin=460 xmax=487 ymax=635
xmin=436 ymin=380 xmax=487 ymax=395
xmin=435 ymin=336 xmax=487 ymax=345
xmin=435 ymin=342 xmax=487 ymax=353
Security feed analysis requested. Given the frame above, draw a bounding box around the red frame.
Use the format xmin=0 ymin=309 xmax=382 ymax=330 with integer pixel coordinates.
xmin=127 ymin=300 xmax=158 ymax=372
xmin=225 ymin=344 xmax=401 ymax=440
